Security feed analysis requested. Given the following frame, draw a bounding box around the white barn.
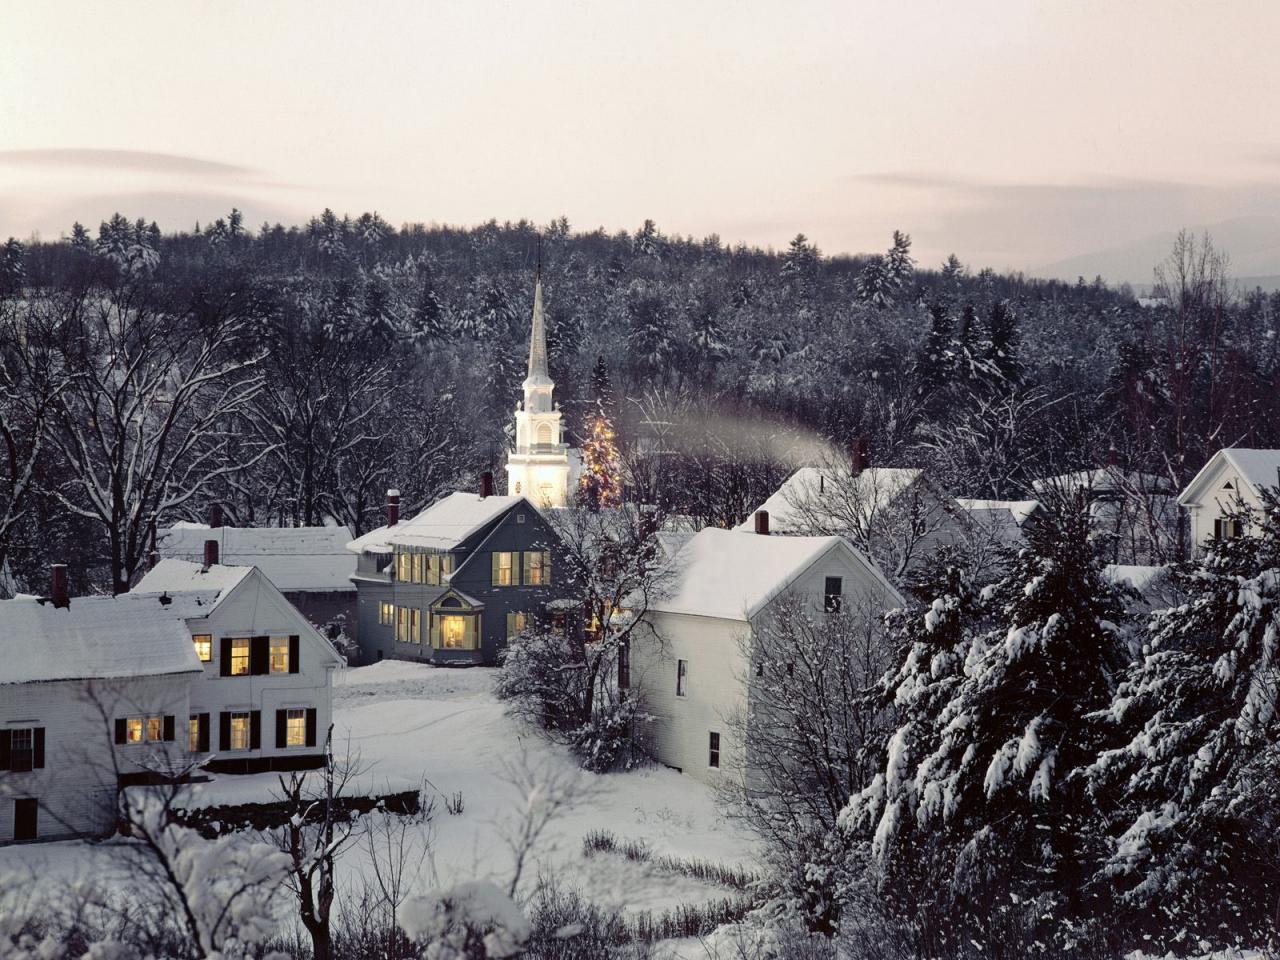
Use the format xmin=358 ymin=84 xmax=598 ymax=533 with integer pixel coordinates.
xmin=0 ymin=570 xmax=202 ymax=843
xmin=135 ymin=553 xmax=343 ymax=774
xmin=629 ymin=527 xmax=903 ymax=785
xmin=1177 ymin=448 xmax=1280 ymax=554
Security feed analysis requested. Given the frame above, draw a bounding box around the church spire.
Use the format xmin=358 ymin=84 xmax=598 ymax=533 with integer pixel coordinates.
xmin=526 ymin=271 xmax=550 ymax=384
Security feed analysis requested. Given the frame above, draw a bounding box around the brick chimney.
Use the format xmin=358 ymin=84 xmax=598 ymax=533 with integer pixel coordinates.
xmin=203 ymin=538 xmax=219 ymax=570
xmin=851 ymin=437 xmax=868 ymax=476
xmin=386 ymin=488 xmax=401 ymax=527
xmin=1105 ymin=444 xmax=1118 ymax=468
xmin=479 ymin=470 xmax=494 ymax=499
xmin=208 ymin=503 xmax=224 ymax=529
xmin=50 ymin=564 xmax=69 ymax=609
xmin=754 ymin=510 xmax=770 ymax=535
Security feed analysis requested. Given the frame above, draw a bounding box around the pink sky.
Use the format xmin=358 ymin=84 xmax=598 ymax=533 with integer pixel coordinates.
xmin=2 ymin=1 xmax=1278 ymax=278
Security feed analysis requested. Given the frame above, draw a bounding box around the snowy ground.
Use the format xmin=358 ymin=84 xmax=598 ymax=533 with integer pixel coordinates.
xmin=0 ymin=661 xmax=756 ymax=924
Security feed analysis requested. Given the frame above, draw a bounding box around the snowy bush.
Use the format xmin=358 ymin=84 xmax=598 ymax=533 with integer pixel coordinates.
xmin=400 ymin=881 xmax=531 ymax=960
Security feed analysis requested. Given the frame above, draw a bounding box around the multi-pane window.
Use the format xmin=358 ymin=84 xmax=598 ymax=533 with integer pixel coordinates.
xmin=270 ymin=636 xmax=290 ymax=673
xmin=285 ymin=709 xmax=307 ymax=747
xmin=708 ymin=732 xmax=721 ymax=769
xmin=189 ymin=716 xmax=201 ymax=753
xmin=618 ymin=640 xmax=630 ymax=690
xmin=396 ymin=607 xmax=409 ymax=643
xmin=126 ymin=715 xmax=166 ymax=743
xmin=229 ymin=712 xmax=251 ymax=751
xmin=146 ymin=715 xmax=164 ymax=742
xmin=412 ymin=553 xmax=425 ymax=584
xmin=192 ymin=634 xmax=212 ymax=662
xmin=824 ymin=576 xmax=844 ymax=613
xmin=1214 ymin=517 xmax=1243 ymax=539
xmin=230 ymin=637 xmax=251 ymax=676
xmin=492 ymin=552 xmax=517 ymax=586
xmin=506 ymin=611 xmax=528 ymax=638
xmin=676 ymin=659 xmax=688 ymax=697
xmin=437 ymin=614 xmax=474 ymax=649
xmin=522 ymin=550 xmax=551 ymax=586
xmin=410 ymin=608 xmax=422 ymax=644
xmin=378 ymin=602 xmax=394 ymax=626
xmin=423 ymin=554 xmax=454 ymax=586
xmin=396 ymin=553 xmax=411 ymax=582
xmin=9 ymin=728 xmax=34 ymax=772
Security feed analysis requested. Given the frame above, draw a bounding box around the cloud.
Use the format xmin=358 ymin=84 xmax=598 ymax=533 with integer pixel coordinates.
xmin=0 ymin=149 xmax=254 ymax=178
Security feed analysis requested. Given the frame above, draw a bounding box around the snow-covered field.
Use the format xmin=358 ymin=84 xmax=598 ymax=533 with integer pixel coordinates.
xmin=0 ymin=661 xmax=756 ymax=921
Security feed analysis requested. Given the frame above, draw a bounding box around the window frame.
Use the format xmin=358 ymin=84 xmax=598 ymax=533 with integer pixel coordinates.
xmin=823 ymin=576 xmax=844 ymax=613
xmin=230 ymin=637 xmax=251 ymax=676
xmin=269 ymin=636 xmax=290 ymax=673
xmin=493 ymin=551 xmax=518 ymax=587
xmin=708 ymin=731 xmax=721 ymax=769
xmin=9 ymin=728 xmax=34 ymax=772
xmin=676 ymin=659 xmax=688 ymax=698
xmin=192 ymin=634 xmax=212 ymax=663
xmin=522 ymin=549 xmax=551 ymax=586
xmin=378 ymin=601 xmax=394 ymax=626
xmin=285 ymin=708 xmax=307 ymax=748
xmin=229 ymin=712 xmax=252 ymax=751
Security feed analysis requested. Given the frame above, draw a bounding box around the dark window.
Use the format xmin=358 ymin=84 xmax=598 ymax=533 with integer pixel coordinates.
xmin=676 ymin=659 xmax=688 ymax=697
xmin=709 ymin=732 xmax=721 ymax=769
xmin=824 ymin=576 xmax=843 ymax=612
xmin=6 ymin=728 xmax=42 ymax=773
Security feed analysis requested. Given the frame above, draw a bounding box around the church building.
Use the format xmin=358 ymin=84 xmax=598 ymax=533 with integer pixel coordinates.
xmin=506 ymin=276 xmax=578 ymax=508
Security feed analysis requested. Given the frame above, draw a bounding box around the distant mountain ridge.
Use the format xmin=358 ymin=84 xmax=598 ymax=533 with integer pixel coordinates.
xmin=1038 ymin=216 xmax=1280 ymax=290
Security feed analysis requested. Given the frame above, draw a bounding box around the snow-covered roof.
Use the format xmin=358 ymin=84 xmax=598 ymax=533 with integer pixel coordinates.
xmin=646 ymin=527 xmax=897 ymax=622
xmin=735 ymin=467 xmax=923 ymax=534
xmin=347 ymin=492 xmax=533 ymax=555
xmin=1105 ymin=564 xmax=1167 ymax=592
xmin=133 ymin=559 xmax=252 ymax=611
xmin=0 ymin=593 xmax=204 ymax=686
xmin=954 ymin=498 xmax=1040 ymax=527
xmin=159 ymin=525 xmax=355 ymax=592
xmin=1031 ymin=467 xmax=1172 ymax=496
xmin=1177 ymin=448 xmax=1280 ymax=505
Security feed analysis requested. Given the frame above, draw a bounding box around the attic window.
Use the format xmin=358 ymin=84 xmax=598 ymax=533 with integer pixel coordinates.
xmin=1224 ymin=481 xmax=1235 ymax=490
xmin=517 ymin=513 xmax=526 ymax=524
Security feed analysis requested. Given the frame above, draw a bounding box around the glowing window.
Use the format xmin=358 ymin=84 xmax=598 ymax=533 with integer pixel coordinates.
xmin=192 ymin=634 xmax=212 ymax=662
xmin=270 ymin=636 xmax=290 ymax=673
xmin=230 ymin=637 xmax=250 ymax=676
xmin=230 ymin=712 xmax=251 ymax=751
xmin=285 ymin=709 xmax=306 ymax=747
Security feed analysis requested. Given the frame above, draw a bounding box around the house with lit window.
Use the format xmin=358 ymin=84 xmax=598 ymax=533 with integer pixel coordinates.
xmin=1177 ymin=448 xmax=1280 ymax=555
xmin=134 ymin=547 xmax=343 ymax=774
xmin=0 ymin=565 xmax=202 ymax=843
xmin=628 ymin=523 xmax=904 ymax=785
xmin=346 ymin=477 xmax=571 ymax=666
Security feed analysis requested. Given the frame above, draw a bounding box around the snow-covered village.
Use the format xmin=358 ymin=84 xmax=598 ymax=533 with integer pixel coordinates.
xmin=1 ymin=4 xmax=1279 ymax=959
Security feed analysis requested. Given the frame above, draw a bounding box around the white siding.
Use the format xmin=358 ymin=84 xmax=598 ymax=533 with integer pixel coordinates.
xmin=185 ymin=570 xmax=338 ymax=760
xmin=0 ymin=674 xmax=191 ymax=842
xmin=1184 ymin=459 xmax=1266 ymax=555
xmin=632 ymin=540 xmax=899 ymax=785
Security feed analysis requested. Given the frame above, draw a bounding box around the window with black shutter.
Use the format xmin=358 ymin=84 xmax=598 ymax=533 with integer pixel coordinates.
xmin=32 ymin=728 xmax=44 ymax=769
xmin=249 ymin=711 xmax=261 ymax=750
xmin=0 ymin=730 xmax=10 ymax=770
xmin=197 ymin=714 xmax=210 ymax=753
xmin=220 ymin=638 xmax=233 ymax=677
xmin=305 ymin=708 xmax=317 ymax=748
xmin=276 ymin=710 xmax=287 ymax=749
xmin=289 ymin=635 xmax=300 ymax=674
xmin=115 ymin=718 xmax=127 ymax=745
xmin=163 ymin=716 xmax=175 ymax=742
xmin=219 ymin=712 xmax=232 ymax=751
xmin=9 ymin=729 xmax=33 ymax=773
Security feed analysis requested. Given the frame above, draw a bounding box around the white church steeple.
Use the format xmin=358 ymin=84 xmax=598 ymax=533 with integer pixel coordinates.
xmin=506 ymin=270 xmax=572 ymax=507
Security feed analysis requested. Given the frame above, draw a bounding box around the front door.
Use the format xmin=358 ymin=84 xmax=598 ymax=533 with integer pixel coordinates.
xmin=13 ymin=798 xmax=37 ymax=841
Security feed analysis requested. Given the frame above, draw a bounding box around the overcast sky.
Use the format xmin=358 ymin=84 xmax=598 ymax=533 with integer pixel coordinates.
xmin=2 ymin=1 xmax=1278 ymax=278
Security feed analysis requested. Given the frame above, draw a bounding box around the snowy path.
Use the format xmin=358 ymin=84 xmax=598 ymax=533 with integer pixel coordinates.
xmin=0 ymin=661 xmax=756 ymax=918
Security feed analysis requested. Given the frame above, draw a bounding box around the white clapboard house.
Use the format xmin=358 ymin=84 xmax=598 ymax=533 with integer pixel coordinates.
xmin=0 ymin=566 xmax=202 ymax=843
xmin=1177 ymin=448 xmax=1280 ymax=554
xmin=1 ymin=543 xmax=342 ymax=844
xmin=134 ymin=543 xmax=343 ymax=775
xmin=629 ymin=522 xmax=904 ymax=784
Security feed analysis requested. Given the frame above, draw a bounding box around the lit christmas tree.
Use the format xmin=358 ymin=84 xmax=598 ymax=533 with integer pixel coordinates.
xmin=578 ymin=356 xmax=623 ymax=509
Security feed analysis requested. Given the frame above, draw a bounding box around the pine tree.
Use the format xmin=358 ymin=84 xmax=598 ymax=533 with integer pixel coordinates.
xmin=1088 ymin=488 xmax=1280 ymax=948
xmin=985 ymin=300 xmax=1020 ymax=385
xmin=861 ymin=498 xmax=1129 ymax=942
xmin=914 ymin=301 xmax=954 ymax=394
xmin=625 ymin=281 xmax=674 ymax=376
xmin=0 ymin=238 xmax=25 ymax=298
xmin=781 ymin=233 xmax=821 ymax=295
xmin=855 ymin=255 xmax=893 ymax=308
xmin=411 ymin=275 xmax=451 ymax=342
xmin=885 ymin=230 xmax=914 ymax=287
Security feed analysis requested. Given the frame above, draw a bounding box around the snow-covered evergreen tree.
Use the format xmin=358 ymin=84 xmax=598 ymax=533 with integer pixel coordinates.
xmin=1088 ymin=488 xmax=1280 ymax=948
xmin=578 ymin=357 xmax=623 ymax=510
xmin=851 ymin=498 xmax=1129 ymax=943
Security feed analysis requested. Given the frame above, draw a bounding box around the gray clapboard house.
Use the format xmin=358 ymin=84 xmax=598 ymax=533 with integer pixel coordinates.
xmin=347 ymin=478 xmax=569 ymax=666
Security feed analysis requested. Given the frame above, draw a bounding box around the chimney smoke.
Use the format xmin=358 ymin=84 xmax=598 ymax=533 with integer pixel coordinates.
xmin=51 ymin=564 xmax=69 ymax=608
xmin=386 ymin=488 xmax=401 ymax=527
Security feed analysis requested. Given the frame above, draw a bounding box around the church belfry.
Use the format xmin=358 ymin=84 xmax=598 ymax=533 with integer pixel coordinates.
xmin=506 ymin=274 xmax=572 ymax=507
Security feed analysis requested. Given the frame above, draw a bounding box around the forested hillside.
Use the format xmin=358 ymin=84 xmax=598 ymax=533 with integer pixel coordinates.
xmin=2 ymin=211 xmax=1278 ymax=594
